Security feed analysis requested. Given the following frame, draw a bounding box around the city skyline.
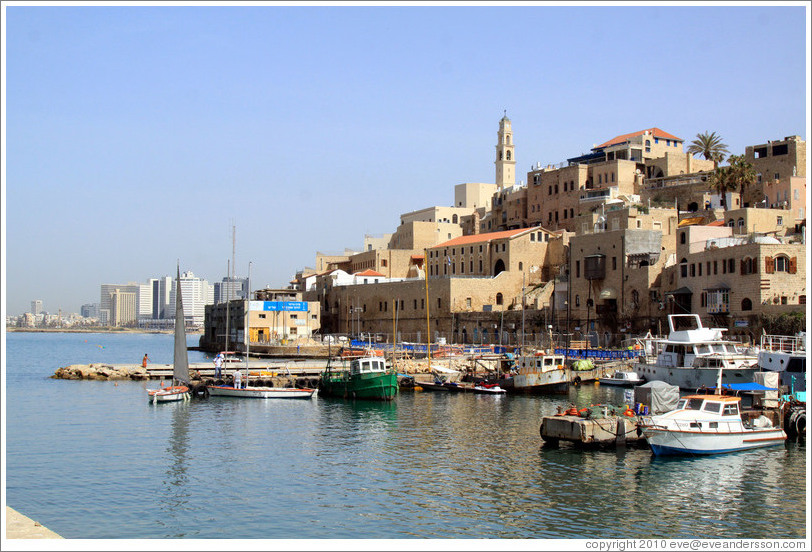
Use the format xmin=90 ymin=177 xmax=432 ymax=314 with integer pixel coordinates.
xmin=3 ymin=2 xmax=810 ymax=316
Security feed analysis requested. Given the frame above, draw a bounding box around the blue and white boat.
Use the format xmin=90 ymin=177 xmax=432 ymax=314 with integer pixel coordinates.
xmin=639 ymin=394 xmax=786 ymax=456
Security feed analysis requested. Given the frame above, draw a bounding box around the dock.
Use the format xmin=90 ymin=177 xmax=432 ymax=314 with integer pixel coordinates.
xmin=539 ymin=414 xmax=647 ymax=448
xmin=5 ymin=506 xmax=63 ymax=539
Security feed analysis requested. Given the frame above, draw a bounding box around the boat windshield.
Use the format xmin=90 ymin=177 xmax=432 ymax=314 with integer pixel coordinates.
xmin=677 ymin=398 xmax=705 ymax=410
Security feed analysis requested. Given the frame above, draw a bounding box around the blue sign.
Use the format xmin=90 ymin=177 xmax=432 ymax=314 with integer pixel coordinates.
xmin=251 ymin=301 xmax=308 ymax=312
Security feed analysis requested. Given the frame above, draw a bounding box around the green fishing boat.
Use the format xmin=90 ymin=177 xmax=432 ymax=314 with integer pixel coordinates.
xmin=319 ymin=356 xmax=398 ymax=400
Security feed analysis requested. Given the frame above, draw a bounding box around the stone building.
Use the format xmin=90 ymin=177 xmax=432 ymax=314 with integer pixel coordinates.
xmin=744 ymin=135 xmax=806 ymax=207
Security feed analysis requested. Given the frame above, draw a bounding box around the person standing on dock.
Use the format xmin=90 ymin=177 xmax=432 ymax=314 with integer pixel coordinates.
xmin=213 ymin=353 xmax=223 ymax=379
xmin=142 ymin=354 xmax=150 ymax=369
xmin=233 ymin=368 xmax=242 ymax=389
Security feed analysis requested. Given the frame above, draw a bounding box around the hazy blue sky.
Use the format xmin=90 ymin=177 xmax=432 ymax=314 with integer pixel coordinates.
xmin=2 ymin=3 xmax=809 ymax=316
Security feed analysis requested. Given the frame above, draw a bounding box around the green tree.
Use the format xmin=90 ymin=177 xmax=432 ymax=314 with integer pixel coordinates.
xmin=726 ymin=154 xmax=757 ymax=201
xmin=708 ymin=164 xmax=732 ymax=208
xmin=687 ymin=131 xmax=730 ymax=168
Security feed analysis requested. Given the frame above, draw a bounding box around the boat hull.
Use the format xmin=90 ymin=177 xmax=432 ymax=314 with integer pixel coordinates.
xmin=643 ymin=427 xmax=786 ymax=456
xmin=147 ymin=386 xmax=190 ymax=403
xmin=500 ymin=370 xmax=569 ymax=394
xmin=634 ymin=364 xmax=758 ymax=390
xmin=207 ymin=386 xmax=316 ymax=399
xmin=319 ymin=371 xmax=398 ymax=400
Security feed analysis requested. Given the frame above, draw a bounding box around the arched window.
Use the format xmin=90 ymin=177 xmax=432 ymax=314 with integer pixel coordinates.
xmin=741 ymin=298 xmax=753 ymax=311
xmin=680 ymin=258 xmax=688 ymax=278
xmin=506 ymin=151 xmax=511 ymax=161
xmin=774 ymin=256 xmax=789 ymax=272
xmin=494 ymin=259 xmax=506 ymax=275
xmin=452 ymin=214 xmax=458 ymax=224
xmin=499 ymin=151 xmax=503 ymax=160
xmin=737 ymin=218 xmax=745 ymax=230
xmin=727 ymin=219 xmax=735 ymax=227
xmin=496 ymin=293 xmax=503 ymax=305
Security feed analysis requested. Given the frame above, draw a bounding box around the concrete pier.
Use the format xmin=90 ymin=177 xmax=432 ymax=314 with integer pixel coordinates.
xmin=539 ymin=415 xmax=647 ymax=448
xmin=5 ymin=506 xmax=63 ymax=539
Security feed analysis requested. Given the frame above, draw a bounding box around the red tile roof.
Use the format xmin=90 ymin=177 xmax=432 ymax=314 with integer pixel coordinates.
xmin=432 ymin=228 xmax=529 ymax=249
xmin=354 ymin=269 xmax=385 ymax=277
xmin=596 ymin=128 xmax=682 ymax=149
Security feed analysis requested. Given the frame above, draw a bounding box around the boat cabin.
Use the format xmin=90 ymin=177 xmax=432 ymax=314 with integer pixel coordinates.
xmin=677 ymin=395 xmax=741 ymax=417
xmin=518 ymin=354 xmax=566 ymax=374
xmin=350 ymin=357 xmax=388 ymax=375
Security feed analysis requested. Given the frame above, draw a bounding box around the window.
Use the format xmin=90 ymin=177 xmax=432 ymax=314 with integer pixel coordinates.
xmin=680 ymin=231 xmax=687 ymax=244
xmin=576 ymin=260 xmax=581 ymax=279
xmin=680 ymin=258 xmax=688 ymax=278
xmin=777 ymin=216 xmax=783 ymax=226
xmin=666 ymin=140 xmax=671 ymax=146
xmin=741 ymin=298 xmax=752 ymax=311
xmin=774 ymin=256 xmax=789 ymax=272
xmin=437 ymin=298 xmax=442 ymax=309
xmin=774 ymin=172 xmax=779 ymax=181
xmin=612 ymin=257 xmax=617 ymax=270
xmin=496 ymin=293 xmax=503 ymax=306
xmin=728 ymin=258 xmax=735 ymax=273
xmin=690 ymin=264 xmax=695 ymax=277
xmin=575 ymin=295 xmax=580 ymax=307
xmin=700 ymin=291 xmax=707 ymax=307
xmin=737 ymin=218 xmax=744 ymax=230
xmin=519 ymin=262 xmax=523 ymax=271
xmin=466 ymin=298 xmax=472 ymax=309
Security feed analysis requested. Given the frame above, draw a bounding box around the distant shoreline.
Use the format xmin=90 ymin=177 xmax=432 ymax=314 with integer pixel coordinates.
xmin=6 ymin=327 xmax=203 ymax=335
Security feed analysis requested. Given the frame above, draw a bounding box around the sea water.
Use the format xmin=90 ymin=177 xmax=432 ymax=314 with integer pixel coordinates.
xmin=3 ymin=332 xmax=807 ymax=539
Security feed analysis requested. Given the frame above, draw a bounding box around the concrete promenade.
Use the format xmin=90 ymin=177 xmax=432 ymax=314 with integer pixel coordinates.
xmin=5 ymin=506 xmax=63 ymax=539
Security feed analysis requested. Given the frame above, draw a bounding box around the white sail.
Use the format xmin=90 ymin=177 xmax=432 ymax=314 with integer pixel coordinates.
xmin=173 ymin=266 xmax=191 ymax=385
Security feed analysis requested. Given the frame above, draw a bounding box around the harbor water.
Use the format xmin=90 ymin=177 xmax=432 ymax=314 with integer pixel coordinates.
xmin=4 ymin=332 xmax=807 ymax=540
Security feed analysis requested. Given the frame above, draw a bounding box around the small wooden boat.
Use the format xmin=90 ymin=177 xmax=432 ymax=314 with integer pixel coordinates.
xmin=599 ymin=371 xmax=646 ymax=386
xmin=415 ymin=380 xmax=450 ymax=392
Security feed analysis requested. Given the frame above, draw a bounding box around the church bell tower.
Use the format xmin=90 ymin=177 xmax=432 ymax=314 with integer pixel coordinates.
xmin=495 ymin=112 xmax=515 ymax=190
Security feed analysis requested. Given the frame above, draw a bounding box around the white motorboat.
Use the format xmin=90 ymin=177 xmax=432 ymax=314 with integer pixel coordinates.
xmin=147 ymin=266 xmax=191 ymax=404
xmin=639 ymin=394 xmax=786 ymax=456
xmin=207 ymin=385 xmax=316 ymax=399
xmin=634 ymin=314 xmax=758 ymax=390
xmin=473 ymin=382 xmax=506 ymax=395
xmin=599 ymin=371 xmax=646 ymax=386
xmin=758 ymin=333 xmax=806 ymax=392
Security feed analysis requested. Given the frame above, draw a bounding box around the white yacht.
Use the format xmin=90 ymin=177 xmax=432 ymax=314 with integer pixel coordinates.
xmin=634 ymin=314 xmax=759 ymax=390
xmin=758 ymin=333 xmax=806 ymax=393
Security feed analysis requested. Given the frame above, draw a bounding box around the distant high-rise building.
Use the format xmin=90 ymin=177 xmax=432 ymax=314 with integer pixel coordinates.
xmin=149 ymin=276 xmax=173 ymax=319
xmin=81 ymin=303 xmax=100 ymax=319
xmin=100 ymin=283 xmax=140 ymax=324
xmin=109 ymin=288 xmax=137 ymax=326
xmin=31 ymin=300 xmax=43 ymax=315
xmin=214 ymin=277 xmax=248 ymax=304
xmin=170 ymin=271 xmax=214 ymax=326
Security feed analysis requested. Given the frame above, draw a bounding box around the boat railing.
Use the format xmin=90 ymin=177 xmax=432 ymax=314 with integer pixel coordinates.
xmin=760 ymin=334 xmax=805 ymax=354
xmin=669 ymin=419 xmax=745 ymax=433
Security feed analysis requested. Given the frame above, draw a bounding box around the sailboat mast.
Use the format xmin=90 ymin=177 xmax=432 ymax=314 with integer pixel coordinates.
xmin=245 ymin=261 xmax=252 ymax=385
xmin=424 ymin=248 xmax=431 ymax=371
xmin=225 ymin=258 xmax=230 ymax=355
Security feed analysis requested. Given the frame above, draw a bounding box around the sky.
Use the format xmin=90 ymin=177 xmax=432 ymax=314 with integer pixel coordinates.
xmin=2 ymin=1 xmax=809 ymax=317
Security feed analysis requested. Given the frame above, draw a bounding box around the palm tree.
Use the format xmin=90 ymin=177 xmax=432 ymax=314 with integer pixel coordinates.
xmin=687 ymin=131 xmax=730 ymax=168
xmin=708 ymin=164 xmax=732 ymax=209
xmin=726 ymin=154 xmax=757 ymax=200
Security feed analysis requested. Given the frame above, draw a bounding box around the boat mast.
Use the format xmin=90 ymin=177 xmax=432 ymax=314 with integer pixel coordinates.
xmin=245 ymin=261 xmax=252 ymax=386
xmin=225 ymin=258 xmax=230 ymax=355
xmin=424 ymin=248 xmax=431 ymax=373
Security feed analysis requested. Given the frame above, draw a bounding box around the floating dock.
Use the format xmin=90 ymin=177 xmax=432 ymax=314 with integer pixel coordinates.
xmin=539 ymin=415 xmax=647 ymax=448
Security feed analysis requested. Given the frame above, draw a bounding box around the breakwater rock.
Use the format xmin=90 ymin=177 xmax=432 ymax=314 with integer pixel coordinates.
xmin=53 ymin=364 xmax=150 ymax=381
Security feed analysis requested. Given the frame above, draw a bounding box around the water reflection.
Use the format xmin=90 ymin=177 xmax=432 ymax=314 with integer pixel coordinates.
xmin=158 ymin=400 xmax=192 ymax=538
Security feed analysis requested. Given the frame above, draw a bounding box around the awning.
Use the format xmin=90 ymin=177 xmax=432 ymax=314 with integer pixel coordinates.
xmin=678 ymin=217 xmax=705 ymax=227
xmin=703 ymin=284 xmax=730 ymax=291
xmin=665 ymin=287 xmax=693 ymax=295
xmin=709 ymin=383 xmax=778 ymax=391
